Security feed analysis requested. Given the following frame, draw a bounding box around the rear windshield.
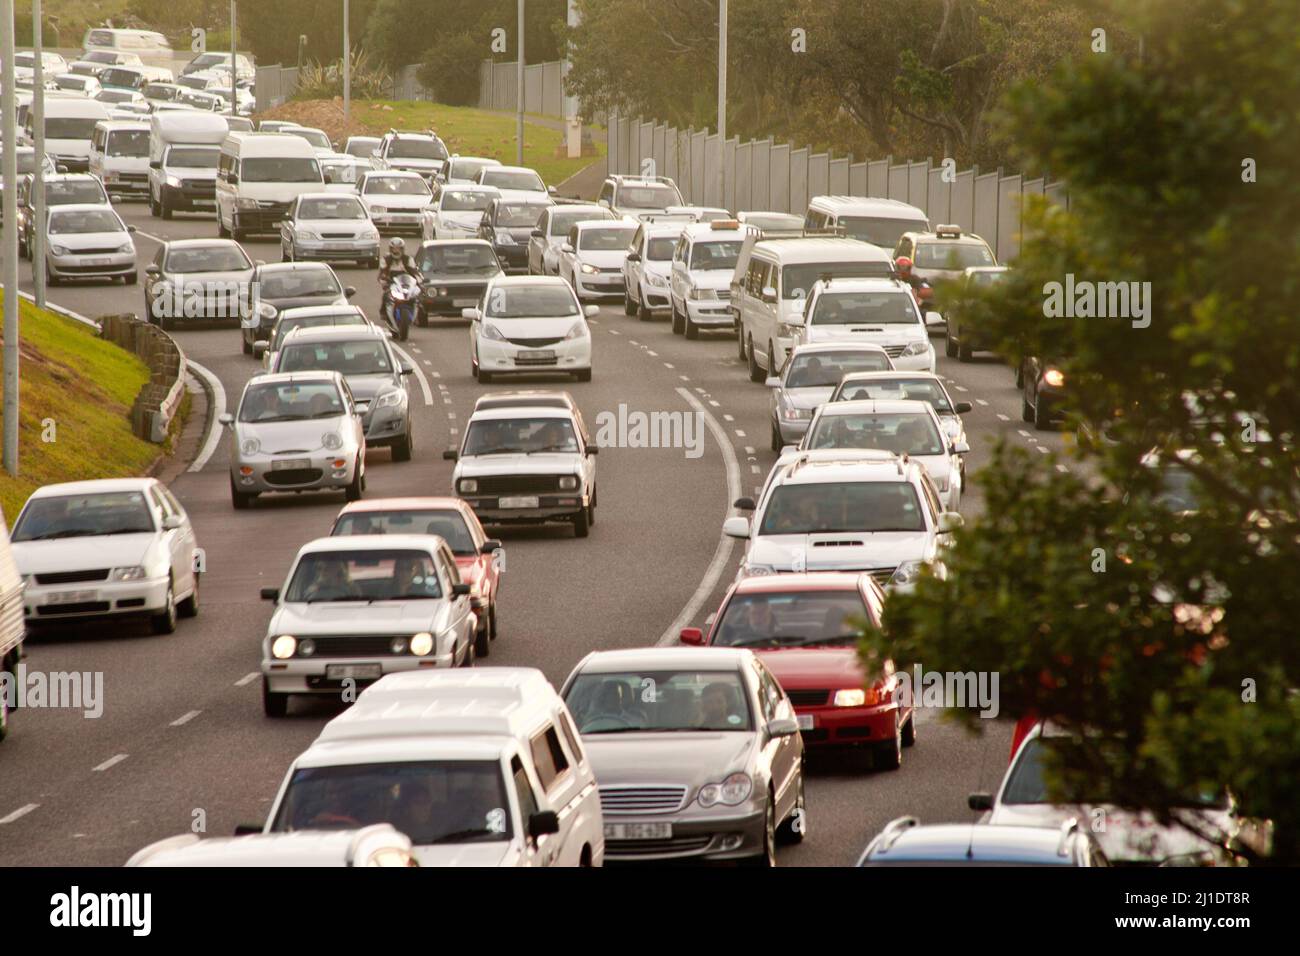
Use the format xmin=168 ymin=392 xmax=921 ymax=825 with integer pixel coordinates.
xmin=45 ymin=117 xmax=100 ymax=140
xmin=106 ymin=129 xmax=149 ymax=158
xmin=760 ymin=481 xmax=926 ymax=534
xmin=914 ymin=242 xmax=996 ymax=270
xmin=333 ymin=509 xmax=477 ymax=555
xmin=241 ymin=157 xmax=322 ymax=184
xmin=578 ymin=227 xmax=637 ymax=251
xmin=783 ymin=262 xmax=894 ymax=300
xmin=837 ymin=215 xmax=927 ymax=248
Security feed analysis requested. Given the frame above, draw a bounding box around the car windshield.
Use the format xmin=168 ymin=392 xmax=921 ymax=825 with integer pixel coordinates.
xmin=12 ymin=490 xmax=155 ymax=541
xmin=177 ymin=76 xmax=209 ymax=90
xmin=144 ymin=83 xmax=179 ymax=100
xmin=96 ymin=89 xmax=136 ymax=103
xmin=284 ymin=548 xmax=443 ymax=602
xmin=321 ymin=162 xmax=361 ymax=185
xmin=285 ymin=128 xmax=331 ymax=150
xmin=760 ymin=481 xmax=926 ymax=534
xmin=482 ymin=169 xmax=544 ymax=192
xmin=238 ymin=380 xmax=345 ymax=422
xmin=45 ymin=117 xmax=100 ymax=139
xmin=165 ymin=245 xmax=251 ymax=273
xmin=838 ymin=216 xmax=928 ymax=248
xmin=783 ymin=262 xmax=894 ymax=299
xmin=100 ymin=68 xmax=144 ymax=89
xmin=418 ymin=244 xmax=499 ymax=276
xmin=915 ymin=241 xmax=996 ymax=270
xmin=241 ymin=157 xmax=322 ymax=183
xmin=46 ymin=181 xmax=108 ymax=205
xmin=365 ymin=176 xmax=429 ymax=196
xmin=807 ymin=411 xmax=946 ymax=456
xmin=578 ymin=227 xmax=636 ymax=251
xmin=106 ymin=129 xmax=149 ymax=158
xmin=54 ymin=76 xmax=89 ymax=91
xmin=333 ymin=510 xmax=477 ymax=555
xmin=440 ymin=189 xmax=494 ymax=212
xmin=344 ymin=140 xmax=378 ymax=158
xmin=48 ymin=209 xmax=122 ymax=234
xmin=15 ymin=152 xmax=40 ymax=175
xmin=646 ymin=237 xmax=677 ymax=260
xmin=567 ymin=670 xmax=752 ymax=733
xmin=463 ymin=417 xmax=578 ymax=455
xmin=688 ymin=240 xmax=742 ymax=270
xmin=550 ymin=209 xmax=609 ymax=235
xmin=299 ymin=197 xmax=367 ymax=220
xmin=617 ymin=184 xmax=679 ymax=209
xmin=969 ymin=270 xmax=1006 ymax=288
xmin=810 ymin=291 xmax=919 ymax=325
xmin=258 ymin=271 xmax=343 ymax=299
xmin=272 ymin=761 xmax=511 ymax=844
xmin=785 ymin=351 xmax=892 ymax=388
xmin=273 ymin=316 xmax=365 ymax=349
xmin=166 ymin=146 xmax=218 ymax=169
xmin=836 ymin=378 xmax=953 ymax=413
xmin=389 ymin=138 xmax=447 ymax=160
xmin=448 ymin=159 xmax=495 ymax=180
xmin=278 ymin=339 xmax=392 ymax=376
xmin=745 ymin=213 xmax=804 ymax=230
xmin=484 ymin=285 xmax=577 ymax=319
xmin=495 ymin=203 xmax=547 ymax=227
xmin=713 ymin=591 xmax=871 ymax=648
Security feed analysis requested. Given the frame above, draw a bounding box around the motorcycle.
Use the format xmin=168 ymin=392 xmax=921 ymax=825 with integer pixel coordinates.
xmin=387 ymin=273 xmax=420 ymax=341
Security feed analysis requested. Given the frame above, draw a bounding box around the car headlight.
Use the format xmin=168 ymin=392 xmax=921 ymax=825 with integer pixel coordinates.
xmin=117 ymin=241 xmax=134 ymax=254
xmin=688 ymin=286 xmax=716 ymax=301
xmin=236 ymin=197 xmax=259 ymax=210
xmin=409 ymin=631 xmax=434 ymax=656
xmin=495 ymin=232 xmax=515 ymax=246
xmin=480 ymin=322 xmax=508 ymax=341
xmin=240 ymin=437 xmax=261 ymax=456
xmin=782 ymin=404 xmax=811 ymax=421
xmin=296 ymin=229 xmax=319 ymax=241
xmin=363 ymin=227 xmax=380 ymax=240
xmin=890 ymin=560 xmax=923 ymax=587
xmin=458 ymin=478 xmax=478 ymax=494
xmin=1044 ymin=368 xmax=1066 ymax=388
xmin=321 ymin=432 xmax=343 ymax=450
xmin=558 ymin=475 xmax=579 ymax=490
xmin=563 ymin=321 xmax=588 ymax=341
xmin=164 ymin=175 xmax=182 ymax=188
xmin=902 ymin=340 xmax=931 ymax=356
xmin=833 ymin=688 xmax=867 ymax=707
xmin=580 ymin=263 xmax=599 ymax=275
xmin=777 ymin=322 xmax=803 ymax=337
xmin=698 ymin=772 xmax=753 ymax=808
xmin=110 ymin=566 xmax=147 ymax=581
xmin=373 ymin=389 xmax=405 ymax=409
xmin=271 ymin=635 xmax=297 ymax=659
xmin=370 ymin=205 xmax=387 ymax=214
xmin=256 ymin=302 xmax=277 ymax=321
xmin=646 ymin=272 xmax=668 ymax=287
xmin=49 ymin=244 xmax=69 ymax=255
xmin=742 ymin=563 xmax=775 ymax=576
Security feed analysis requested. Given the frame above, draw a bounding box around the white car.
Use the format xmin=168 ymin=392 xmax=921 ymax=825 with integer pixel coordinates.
xmin=475 ymin=164 xmax=556 ymax=203
xmin=10 ymin=477 xmax=200 ymax=635
xmin=52 ymin=74 xmax=102 ymax=97
xmin=528 ymin=203 xmax=614 ymax=276
xmin=278 ymin=192 xmax=381 ymax=266
xmin=343 ymin=136 xmax=381 ymax=159
xmin=421 ymin=183 xmax=500 ymax=240
xmin=447 ymin=401 xmax=598 ymax=537
xmin=669 ymin=219 xmax=746 ymax=338
xmin=465 ymin=276 xmax=597 ymax=384
xmin=798 ymin=399 xmax=969 ymax=512
xmin=258 ymin=534 xmax=480 ymax=716
xmin=440 ymin=154 xmax=501 ymax=185
xmin=372 ymin=129 xmax=450 ymax=182
xmin=766 ymin=343 xmax=897 ymax=449
xmin=830 ymin=370 xmax=973 ymax=449
xmin=319 ymin=154 xmax=373 ymax=193
xmin=723 ymin=451 xmax=961 ymax=589
xmin=357 ymin=169 xmax=432 ymax=236
xmin=43 ymin=203 xmax=137 ymax=285
xmin=664 ymin=204 xmax=730 ymax=222
xmin=621 ymin=218 xmax=691 ymax=320
xmin=127 ymin=826 xmax=418 ymax=867
xmin=280 ymin=125 xmax=338 ymax=158
xmin=596 ymin=174 xmax=685 ymax=220
xmin=793 ymin=277 xmax=935 ymax=372
xmin=556 ymin=219 xmax=639 ymax=302
xmin=95 ymin=88 xmax=148 ymax=109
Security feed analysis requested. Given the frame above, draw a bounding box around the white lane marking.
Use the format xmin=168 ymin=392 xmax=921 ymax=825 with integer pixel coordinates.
xmin=390 ymin=343 xmax=434 ymax=405
xmin=647 ymin=350 xmax=658 ymax=357
xmin=609 ymin=329 xmax=621 ymax=336
xmin=663 ymin=363 xmax=674 ymax=369
xmin=976 ymin=399 xmax=989 ymax=406
xmin=132 ymin=227 xmax=168 ymax=245
xmin=235 ymin=672 xmax=259 ymax=687
xmin=170 ymin=710 xmax=202 ymax=726
xmin=1018 ymin=429 xmax=1032 ymax=438
xmin=411 ymin=347 xmax=422 ymax=353
xmin=723 ymin=414 xmax=734 ymax=422
xmin=94 ymin=754 xmax=129 ymax=772
xmin=751 ymin=464 xmax=761 ymax=474
xmin=953 ymin=384 xmax=968 ymax=392
xmin=996 ymin=413 xmax=1010 ymax=421
xmin=679 ymin=375 xmax=690 ymax=382
xmin=186 ymin=359 xmax=226 ymax=472
xmin=630 ymin=340 xmax=639 ymax=346
xmin=431 ymin=371 xmax=442 ymax=378
xmin=423 ymin=359 xmax=433 ymax=366
xmin=656 ymin=388 xmax=741 ymax=647
xmin=709 ymin=400 xmax=720 ymax=408
xmin=1037 ymin=445 xmax=1050 ymax=454
xmin=0 ymin=803 xmax=39 ymax=824
xmin=734 ymin=430 xmax=746 ymax=438
xmin=744 ymin=446 xmax=755 ymax=455
xmin=694 ymin=387 xmax=707 ymax=395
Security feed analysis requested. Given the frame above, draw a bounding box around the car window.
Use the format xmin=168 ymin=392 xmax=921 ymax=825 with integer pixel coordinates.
xmin=760 ymin=481 xmax=926 ymax=534
xmin=914 ymin=241 xmax=995 ymax=270
xmin=785 ymin=350 xmax=892 ymax=387
xmin=529 ymin=726 xmax=571 ymax=793
xmin=809 ymin=291 xmax=921 ymax=326
xmin=511 ymin=756 xmax=540 ymax=822
xmin=556 ymin=711 xmax=586 ymax=766
xmin=565 ymin=669 xmax=753 ymax=733
xmin=713 ymin=589 xmax=871 ymax=648
xmin=284 ymin=549 xmax=442 ymax=602
xmin=806 ymin=411 xmax=945 ymax=456
xmin=278 ymin=339 xmax=392 ymax=376
xmin=12 ymin=490 xmax=156 ymax=541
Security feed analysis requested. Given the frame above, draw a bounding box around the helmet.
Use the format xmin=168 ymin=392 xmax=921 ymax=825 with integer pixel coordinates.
xmin=894 ymin=255 xmax=913 ymax=274
xmin=388 ymin=238 xmax=405 ymax=255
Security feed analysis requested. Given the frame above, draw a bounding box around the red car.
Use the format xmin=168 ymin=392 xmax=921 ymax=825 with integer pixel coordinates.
xmin=680 ymin=572 xmax=914 ymax=769
xmin=331 ymin=497 xmax=503 ymax=657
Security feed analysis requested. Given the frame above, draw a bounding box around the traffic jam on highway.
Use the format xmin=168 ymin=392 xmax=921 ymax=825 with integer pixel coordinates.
xmin=0 ymin=24 xmax=1272 ymax=876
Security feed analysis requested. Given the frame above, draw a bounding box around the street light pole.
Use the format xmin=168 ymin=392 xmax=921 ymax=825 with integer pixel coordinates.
xmin=33 ymin=0 xmax=47 ymax=308
xmin=2 ymin=0 xmax=21 ymax=476
xmin=516 ymin=0 xmax=524 ymax=166
xmin=343 ymin=0 xmax=350 ymax=125
xmin=717 ymin=0 xmax=727 ymax=209
xmin=564 ymin=0 xmax=580 ymax=159
xmin=230 ymin=2 xmax=237 ymax=118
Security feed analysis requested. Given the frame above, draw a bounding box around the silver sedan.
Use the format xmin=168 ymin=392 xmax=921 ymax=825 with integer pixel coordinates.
xmin=279 ymin=192 xmax=381 ymax=267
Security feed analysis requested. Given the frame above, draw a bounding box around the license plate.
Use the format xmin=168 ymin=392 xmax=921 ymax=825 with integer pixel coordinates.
xmin=324 ymin=241 xmax=353 ymax=249
xmin=517 ymin=350 xmax=555 ymax=361
xmin=453 ymin=298 xmax=476 ymax=307
xmin=195 ymin=199 xmax=215 ymax=206
xmin=272 ymin=458 xmax=311 ymax=470
xmin=499 ymin=495 xmax=539 ymax=509
xmin=605 ymin=822 xmax=672 ymax=841
xmin=326 ymin=664 xmax=383 ymax=680
xmin=797 ymin=714 xmax=814 ymax=731
xmin=86 ymin=258 xmax=112 ymax=266
xmin=47 ymin=589 xmax=97 ymax=604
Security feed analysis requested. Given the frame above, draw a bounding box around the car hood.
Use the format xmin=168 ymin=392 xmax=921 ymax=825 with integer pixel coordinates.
xmin=747 ymin=531 xmax=933 ymax=571
xmin=756 ymin=647 xmax=866 ymax=689
xmin=482 ymin=316 xmax=580 ymax=338
xmin=168 ymin=168 xmax=217 ymax=181
xmin=261 ymin=293 xmax=348 ymax=314
xmin=366 ymin=195 xmax=430 ymax=211
xmin=388 ymin=158 xmax=443 ymax=173
xmin=343 ymin=373 xmax=401 ymax=403
xmin=270 ymin=599 xmax=451 ymax=635
xmin=297 ymin=218 xmax=373 ymax=233
xmin=50 ymin=230 xmax=131 ymax=250
xmin=237 ymin=417 xmax=347 ymax=453
xmin=987 ymin=804 xmax=1233 ymax=864
xmin=783 ymin=386 xmax=835 ymax=411
xmin=412 ymin=842 xmax=514 ymax=867
xmin=804 ymin=325 xmax=926 ymax=345
xmin=13 ymin=533 xmax=156 ymax=574
xmin=576 ymin=250 xmax=628 ymax=269
xmin=457 ymin=454 xmax=582 ymax=478
xmin=687 ymin=269 xmax=733 ymax=291
xmin=582 ymin=732 xmax=757 ymax=786
xmin=438 ymin=212 xmax=487 ymax=230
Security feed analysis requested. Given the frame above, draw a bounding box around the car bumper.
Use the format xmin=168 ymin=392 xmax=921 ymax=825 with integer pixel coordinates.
xmin=684 ymin=299 xmax=735 ymax=325
xmin=262 ymin=652 xmax=456 ymax=692
xmin=573 ymin=272 xmax=625 ymax=299
xmin=24 ymin=575 xmax=171 ymax=621
xmin=233 ymin=205 xmax=292 ymax=234
xmin=795 ymin=701 xmax=902 ymax=747
xmin=362 ymin=408 xmax=409 ymax=444
xmin=477 ymin=336 xmax=592 ymax=375
xmin=47 ymin=253 xmax=135 ymax=279
xmin=603 ymin=807 xmax=767 ymax=862
xmin=161 ymin=181 xmax=217 ymax=209
xmin=462 ymin=492 xmax=589 ymax=524
xmin=231 ymin=453 xmax=359 ymax=494
xmin=293 ymin=239 xmax=379 ymax=261
xmin=493 ymin=245 xmax=530 ymax=272
xmin=774 ymin=415 xmax=811 ymax=444
xmin=102 ymin=175 xmax=149 ymax=196
xmin=639 ymin=284 xmax=672 ymax=311
xmin=370 ymin=212 xmax=424 ymax=235
xmin=421 ymin=284 xmax=489 ymax=315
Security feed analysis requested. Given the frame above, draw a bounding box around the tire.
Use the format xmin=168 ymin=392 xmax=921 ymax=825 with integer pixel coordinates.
xmin=242 ymin=332 xmax=252 ymax=356
xmin=771 ymin=420 xmax=783 ymax=452
xmin=874 ymin=711 xmax=903 ymax=771
xmin=160 ymin=191 xmax=173 ymax=220
xmin=901 ymin=711 xmax=917 ymax=747
xmin=776 ymin=771 xmax=807 ymax=845
xmin=1015 ymin=363 xmax=1024 ymax=389
xmin=637 ymin=294 xmax=652 ymax=322
xmin=489 ymin=604 xmax=498 ymax=640
xmin=574 ymin=369 xmax=592 ymax=383
xmin=231 ymin=477 xmax=255 ymax=509
xmin=149 ymin=190 xmax=159 ymax=216
xmin=178 ymin=573 xmax=200 ymax=618
xmin=46 ymin=262 xmax=61 ymax=287
xmin=1033 ymin=394 xmax=1052 ymax=431
xmin=125 ymin=271 xmax=138 ymax=286
xmin=232 ymin=227 xmax=246 ymax=242
xmin=367 ymin=258 xmax=380 ymax=269
xmin=345 ymin=460 xmax=364 ymax=501
xmin=262 ymin=678 xmax=288 ymax=718
xmin=1022 ymin=389 xmax=1035 ymax=423
xmin=416 ymin=306 xmax=428 ymax=328
xmin=623 ymin=279 xmax=637 ymax=315
xmin=945 ymin=321 xmax=957 ymax=357
xmin=745 ymin=797 xmax=778 ymax=866
xmin=474 ymin=615 xmax=490 ymax=658
xmin=747 ymin=335 xmax=765 ymax=383
xmin=766 ymin=342 xmax=778 ymax=378
xmin=476 ymin=366 xmax=493 ymax=384
xmin=150 ymin=583 xmax=178 ymax=635
xmin=392 ymin=429 xmax=413 ymax=462
xmin=684 ymin=312 xmax=699 ymax=339
xmin=573 ymin=506 xmax=590 ymax=538
xmin=958 ymin=340 xmax=973 ymax=362
xmin=217 ymin=214 xmax=229 ymax=238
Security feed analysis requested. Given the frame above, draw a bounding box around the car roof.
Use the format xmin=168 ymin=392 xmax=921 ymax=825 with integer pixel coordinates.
xmin=417 ymin=238 xmax=493 ymax=249
xmin=866 ymin=823 xmax=1083 ymax=864
xmin=641 ymin=222 xmax=691 ymax=236
xmin=576 ymin=647 xmax=754 ymax=673
xmin=365 ymin=168 xmax=425 ymax=179
xmin=298 ymin=533 xmax=446 ymax=555
xmin=809 ymin=196 xmax=928 ymax=219
xmin=574 ymin=218 xmax=635 ymax=231
xmin=246 ymin=370 xmax=340 ymax=386
xmin=128 ymin=826 xmax=410 ymax=867
xmin=775 ymin=453 xmax=917 ymax=485
xmin=282 ymin=324 xmax=388 ymax=344
xmin=293 ymin=191 xmax=361 ymax=203
xmin=752 ymin=237 xmax=894 ymax=264
xmin=811 ymin=276 xmax=912 ymax=294
xmin=790 ymin=342 xmax=891 ymax=358
xmin=468 ymin=405 xmax=573 ymax=422
xmin=840 ymin=370 xmax=942 ymax=383
xmin=276 ymin=305 xmax=367 ymax=320
xmin=255 ymin=261 xmax=339 ymax=275
xmin=438 ymin=182 xmax=499 ymax=192
xmin=336 ymin=497 xmax=471 ymax=515
xmin=47 ymin=202 xmax=117 ymax=214
xmin=815 ymin=398 xmax=936 ymax=417
xmin=487 ymin=275 xmax=569 ymax=288
xmin=488 ymin=164 xmax=541 ymax=175
xmin=683 ymin=222 xmax=745 ymax=240
xmin=163 ymin=237 xmax=243 ymax=250
xmin=28 ymin=477 xmax=156 ymax=498
xmin=94 ymin=119 xmax=148 ymax=131
xmin=731 ymin=572 xmax=869 ymax=595
xmin=473 ymin=389 xmax=576 ymax=411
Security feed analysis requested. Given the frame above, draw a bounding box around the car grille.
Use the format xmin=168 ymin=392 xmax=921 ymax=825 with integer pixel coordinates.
xmin=180 ymin=180 xmax=215 ymax=197
xmin=786 ymin=689 xmax=830 ymax=707
xmin=472 ymin=475 xmax=565 ymax=495
xmin=600 ymin=785 xmax=688 ymax=815
xmin=118 ymin=173 xmax=147 ymax=183
xmin=598 ymin=266 xmax=621 ymax=274
xmin=882 ymin=345 xmax=908 ymax=358
xmin=35 ymin=569 xmax=110 ymax=585
xmin=507 ymin=336 xmax=564 ymax=348
xmin=35 ymin=601 xmax=111 ymax=616
xmin=296 ymin=635 xmax=414 ymax=658
xmin=320 ymin=231 xmax=358 ymax=239
xmin=58 ymin=264 xmax=128 ymax=274
xmin=263 ymin=468 xmax=324 ymax=486
xmin=70 ymin=246 xmax=126 ymax=255
xmin=606 ymin=836 xmax=712 ymax=856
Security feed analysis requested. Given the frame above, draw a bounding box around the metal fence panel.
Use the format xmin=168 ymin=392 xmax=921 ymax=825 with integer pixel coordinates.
xmin=543 ymin=61 xmax=563 ymax=116
xmin=690 ymin=131 xmax=706 ymax=204
xmin=752 ymin=139 xmax=772 ymax=211
xmin=664 ymin=125 xmax=679 ymax=184
xmin=997 ymin=174 xmax=1023 ymax=262
xmin=951 ymin=168 xmax=976 ymax=232
xmin=789 ymin=147 xmax=809 ymax=215
xmin=908 ymin=161 xmax=929 ymax=210
xmin=769 ymin=143 xmax=790 ymax=212
xmin=928 ymin=167 xmax=951 ymax=224
xmin=868 ymin=159 xmax=889 ymax=197
xmin=653 ymin=125 xmax=667 ymax=180
xmin=703 ymin=134 xmax=720 ymax=207
xmin=828 ymin=157 xmax=849 ymax=195
xmin=973 ymin=171 xmax=1000 ymax=250
xmin=723 ymin=137 xmax=738 ymax=211
xmin=480 ymin=61 xmax=493 ymax=109
xmin=735 ymin=141 xmax=753 ymax=211
xmin=849 ymin=161 xmax=867 ymax=196
xmin=888 ymin=163 xmax=909 ymax=202
xmin=1045 ymin=181 xmax=1068 ymax=208
xmin=808 ymin=152 xmax=830 ymax=203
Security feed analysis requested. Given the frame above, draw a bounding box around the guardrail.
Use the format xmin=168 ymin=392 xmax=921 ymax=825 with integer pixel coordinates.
xmin=98 ymin=314 xmax=186 ymax=444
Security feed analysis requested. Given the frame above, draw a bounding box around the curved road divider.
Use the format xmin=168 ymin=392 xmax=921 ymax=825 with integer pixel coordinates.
xmin=98 ymin=314 xmax=187 ymax=444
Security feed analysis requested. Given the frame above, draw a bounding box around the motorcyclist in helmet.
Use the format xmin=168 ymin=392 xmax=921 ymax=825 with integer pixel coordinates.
xmin=894 ymin=255 xmax=933 ymax=312
xmin=378 ymin=237 xmax=420 ymax=330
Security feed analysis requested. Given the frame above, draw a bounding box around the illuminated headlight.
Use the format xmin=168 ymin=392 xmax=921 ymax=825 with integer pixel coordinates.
xmin=902 ymin=340 xmax=931 ymax=356
xmin=321 ymin=432 xmax=343 ymax=450
xmin=271 ymin=635 xmax=297 ymax=659
xmin=110 ymin=566 xmax=148 ymax=581
xmin=833 ymin=688 xmax=867 ymax=707
xmin=297 ymin=229 xmax=319 ymax=241
xmin=117 ymin=241 xmax=134 ymax=254
xmin=373 ymin=389 xmax=405 ymax=409
xmin=363 ymin=227 xmax=380 ymax=239
xmin=409 ymin=631 xmax=434 ymax=656
xmin=1044 ymin=368 xmax=1066 ymax=388
xmin=646 ymin=272 xmax=668 ymax=287
xmin=480 ymin=322 xmax=508 ymax=341
xmin=563 ymin=322 xmax=588 ymax=341
xmin=240 ymin=437 xmax=261 ymax=456
xmin=50 ymin=244 xmax=69 ymax=256
xmin=458 ymin=478 xmax=478 ymax=494
xmin=558 ymin=475 xmax=579 ymax=491
xmin=164 ymin=176 xmax=183 ymax=188
xmin=890 ymin=561 xmax=923 ymax=587
xmin=698 ymin=772 xmax=753 ymax=808
xmin=580 ymin=263 xmax=599 ymax=275
xmin=389 ymin=637 xmax=408 ymax=655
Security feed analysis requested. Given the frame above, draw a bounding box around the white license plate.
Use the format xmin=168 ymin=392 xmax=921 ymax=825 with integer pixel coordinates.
xmin=453 ymin=298 xmax=476 ymax=307
xmin=518 ymin=350 xmax=555 ymax=361
xmin=605 ymin=822 xmax=672 ymax=841
xmin=498 ymin=495 xmax=539 ymax=509
xmin=326 ymin=664 xmax=383 ymax=680
xmin=324 ymin=241 xmax=353 ymax=249
xmin=86 ymin=258 xmax=112 ymax=266
xmin=47 ymin=589 xmax=97 ymax=605
xmin=272 ymin=458 xmax=311 ymax=470
xmin=797 ymin=714 xmax=814 ymax=731
xmin=195 ymin=199 xmax=216 ymax=206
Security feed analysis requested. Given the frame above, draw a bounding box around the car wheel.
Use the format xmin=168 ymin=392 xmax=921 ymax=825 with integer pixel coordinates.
xmin=345 ymin=460 xmax=364 ymax=501
xmin=217 ymin=215 xmax=229 ymax=238
xmin=684 ymin=312 xmax=700 ymax=339
xmin=1033 ymin=393 xmax=1052 ymax=431
xmin=875 ymin=711 xmax=903 ymax=771
xmin=242 ymin=333 xmax=252 ymax=355
xmin=150 ymin=582 xmax=178 ymax=635
xmin=230 ymin=477 xmax=255 ymax=510
xmin=771 ymin=420 xmax=784 ymax=452
xmin=0 ymin=680 xmax=8 ymax=742
xmin=1021 ymin=387 xmax=1035 ymax=423
xmin=776 ymin=771 xmax=807 ymax=845
xmin=489 ymin=604 xmax=498 ymax=640
xmin=392 ymin=428 xmax=413 ymax=462
xmin=416 ymin=306 xmax=428 ymax=327
xmin=745 ymin=796 xmax=778 ymax=866
xmin=149 ymin=190 xmax=159 ymax=216
xmin=670 ymin=301 xmax=685 ymax=335
xmin=945 ymin=321 xmax=957 ymax=357
xmin=573 ymin=506 xmax=590 ymax=538
xmin=474 ymin=616 xmax=490 ymax=658
xmin=747 ymin=335 xmax=765 ymax=383
xmin=766 ymin=341 xmax=778 ymax=377
xmin=901 ymin=710 xmax=917 ymax=747
xmin=178 ymin=573 xmax=200 ymax=618
xmin=574 ymin=368 xmax=592 ymax=383
xmin=637 ymin=292 xmax=652 ymax=322
xmin=160 ymin=191 xmax=173 ymax=220
xmin=476 ymin=366 xmax=493 ymax=384
xmin=125 ymin=271 xmax=138 ymax=286
xmin=46 ymin=262 xmax=61 ymax=287
xmin=623 ymin=279 xmax=637 ymax=315
xmin=262 ymin=678 xmax=288 ymax=718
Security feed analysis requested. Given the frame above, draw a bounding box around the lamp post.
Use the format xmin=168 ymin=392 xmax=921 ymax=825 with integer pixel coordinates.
xmin=229 ymin=2 xmax=237 ymax=118
xmin=516 ymin=0 xmax=524 ymax=166
xmin=717 ymin=0 xmax=727 ymax=208
xmin=343 ymin=0 xmax=350 ymax=125
xmin=3 ymin=0 xmax=21 ymax=475
xmin=33 ymin=0 xmax=47 ymax=307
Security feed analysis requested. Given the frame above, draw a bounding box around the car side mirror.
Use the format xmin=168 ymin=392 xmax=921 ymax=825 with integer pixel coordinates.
xmin=597 ymin=199 xmax=609 ymax=207
xmin=679 ymin=627 xmax=705 ymax=646
xmin=561 ymin=243 xmax=573 ymax=253
xmin=585 ymin=445 xmax=598 ymax=456
xmin=723 ymin=516 xmax=751 ymax=539
xmin=968 ymin=792 xmax=993 ymax=812
xmin=937 ymin=512 xmax=964 ymax=534
xmin=442 ymin=449 xmax=458 ymax=461
xmin=733 ymin=496 xmax=755 ymax=511
xmin=528 ymin=810 xmax=560 ymax=838
xmin=233 ymin=823 xmax=263 ymax=836
xmin=462 ymin=307 xmax=480 ymax=321
xmin=626 ymin=252 xmax=641 ymax=262
xmin=764 ymin=376 xmax=782 ymax=388
xmin=218 ymin=412 xmax=234 ymax=425
xmin=451 ymin=582 xmax=471 ymax=597
xmin=57 ymin=164 xmax=68 ymax=173
xmin=161 ymin=514 xmax=183 ymax=530
xmin=951 ymin=440 xmax=970 ymax=454
xmin=399 ymin=363 xmax=414 ymax=376
xmin=547 ymin=185 xmax=558 ymax=195
xmin=583 ymin=305 xmax=599 ymax=318
xmin=149 ymin=159 xmax=160 ymax=168
xmin=954 ymin=401 xmax=972 ymax=414
xmin=344 ymin=286 xmax=356 ymax=298
xmin=530 ymin=229 xmax=544 ymax=238
xmin=126 ymin=224 xmax=137 ymax=233
xmin=761 ymin=285 xmax=777 ymax=303
xmin=766 ymin=717 xmax=799 ymax=738
xmin=260 ymin=587 xmax=279 ymax=601
xmin=480 ymin=539 xmax=503 ymax=555
xmin=145 ymin=264 xmax=160 ymax=276
xmin=253 ymin=341 xmax=268 ymax=356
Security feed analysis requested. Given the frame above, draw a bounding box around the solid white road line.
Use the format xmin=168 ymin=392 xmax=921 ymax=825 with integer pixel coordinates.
xmin=170 ymin=710 xmax=202 ymax=726
xmin=0 ymin=803 xmax=39 ymax=824
xmin=93 ymin=754 xmax=129 ymax=772
xmin=390 ymin=342 xmax=434 ymax=405
xmin=186 ymin=359 xmax=226 ymax=473
xmin=656 ymin=387 xmax=742 ymax=647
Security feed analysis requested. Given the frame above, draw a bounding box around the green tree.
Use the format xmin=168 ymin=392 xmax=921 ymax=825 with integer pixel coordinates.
xmin=364 ymin=0 xmax=565 ymax=73
xmin=874 ymin=0 xmax=1300 ymax=864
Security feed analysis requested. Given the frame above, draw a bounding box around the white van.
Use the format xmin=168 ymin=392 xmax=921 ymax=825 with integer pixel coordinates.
xmin=89 ymin=120 xmax=151 ymax=199
xmin=262 ymin=668 xmax=605 ymax=867
xmin=805 ymin=196 xmax=930 ymax=252
xmin=149 ymin=112 xmax=229 ymax=217
xmin=734 ymin=235 xmax=897 ymax=381
xmin=215 ymin=133 xmax=324 ymax=239
xmin=0 ymin=513 xmax=27 ymax=743
xmin=25 ymin=97 xmax=111 ymax=173
xmin=82 ymin=27 xmax=176 ymax=72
